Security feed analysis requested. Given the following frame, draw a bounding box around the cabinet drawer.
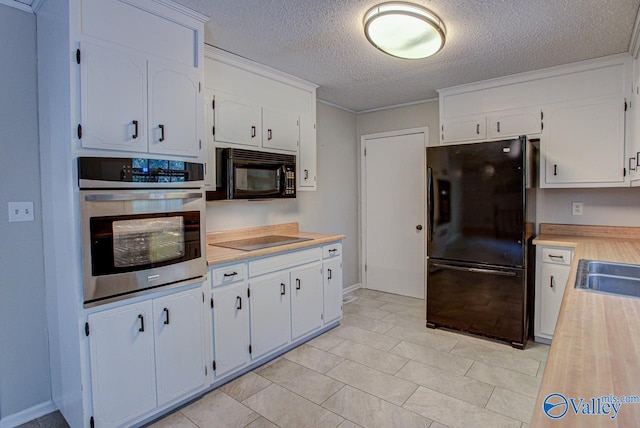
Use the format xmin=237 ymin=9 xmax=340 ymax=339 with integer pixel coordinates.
xmin=541 ymin=247 xmax=573 ymax=265
xmin=322 ymin=243 xmax=342 ymax=259
xmin=249 ymin=247 xmax=322 ymax=277
xmin=212 ymin=263 xmax=247 ymax=287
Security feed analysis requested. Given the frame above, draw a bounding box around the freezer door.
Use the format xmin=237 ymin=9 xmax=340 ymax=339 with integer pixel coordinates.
xmin=427 ymin=138 xmax=526 ymax=267
xmin=426 ymin=260 xmax=526 ymax=346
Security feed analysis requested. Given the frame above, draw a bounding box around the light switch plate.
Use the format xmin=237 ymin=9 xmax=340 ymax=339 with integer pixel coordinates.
xmin=8 ymin=201 xmax=35 ymax=222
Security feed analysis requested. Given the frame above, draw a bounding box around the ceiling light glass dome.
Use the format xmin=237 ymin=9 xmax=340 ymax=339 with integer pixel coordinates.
xmin=364 ymin=2 xmax=446 ymax=59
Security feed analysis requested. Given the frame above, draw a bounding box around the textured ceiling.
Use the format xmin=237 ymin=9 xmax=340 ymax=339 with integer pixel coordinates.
xmin=172 ymin=0 xmax=640 ymax=112
xmin=15 ymin=0 xmax=638 ymax=111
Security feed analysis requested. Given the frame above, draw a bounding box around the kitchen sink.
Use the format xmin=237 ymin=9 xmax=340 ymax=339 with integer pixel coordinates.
xmin=575 ymin=259 xmax=640 ymax=298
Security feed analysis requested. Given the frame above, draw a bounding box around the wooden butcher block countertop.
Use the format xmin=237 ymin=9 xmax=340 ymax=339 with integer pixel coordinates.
xmin=531 ymin=224 xmax=640 ymax=427
xmin=206 ymin=222 xmax=345 ymax=266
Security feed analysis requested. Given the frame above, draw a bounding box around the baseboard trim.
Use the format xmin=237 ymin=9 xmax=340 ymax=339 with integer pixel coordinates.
xmin=0 ymin=400 xmax=57 ymax=428
xmin=343 ymin=283 xmax=361 ymax=294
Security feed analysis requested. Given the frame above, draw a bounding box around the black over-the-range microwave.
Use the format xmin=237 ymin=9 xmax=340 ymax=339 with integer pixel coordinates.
xmin=207 ymin=148 xmax=297 ymax=200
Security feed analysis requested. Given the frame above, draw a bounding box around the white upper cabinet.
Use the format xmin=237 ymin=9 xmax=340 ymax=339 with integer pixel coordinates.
xmin=148 ymin=60 xmax=201 ymax=157
xmin=438 ymin=55 xmax=632 ymax=187
xmin=486 ymin=107 xmax=542 ymax=140
xmin=205 ymin=47 xmax=318 ymax=190
xmin=212 ymin=92 xmax=262 ymax=147
xmin=542 ymin=96 xmax=626 ymax=187
xmin=441 ymin=115 xmax=486 ymax=144
xmin=262 ymin=106 xmax=300 ymax=152
xmin=79 ymin=42 xmax=147 ymax=152
xmin=76 ymin=0 xmax=204 ymax=158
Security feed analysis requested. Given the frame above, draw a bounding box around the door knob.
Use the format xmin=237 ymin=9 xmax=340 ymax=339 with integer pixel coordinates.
xmin=416 ymin=225 xmax=423 ymax=231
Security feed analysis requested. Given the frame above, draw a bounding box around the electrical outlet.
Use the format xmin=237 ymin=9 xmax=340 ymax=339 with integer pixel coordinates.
xmin=572 ymin=202 xmax=584 ymax=216
xmin=8 ymin=202 xmax=35 ymax=222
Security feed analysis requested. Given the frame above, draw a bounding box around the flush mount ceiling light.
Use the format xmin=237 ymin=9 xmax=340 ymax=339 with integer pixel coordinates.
xmin=363 ymin=2 xmax=446 ymax=59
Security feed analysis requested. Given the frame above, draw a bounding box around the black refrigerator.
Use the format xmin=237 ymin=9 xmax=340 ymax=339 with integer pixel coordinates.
xmin=426 ymin=136 xmax=536 ymax=349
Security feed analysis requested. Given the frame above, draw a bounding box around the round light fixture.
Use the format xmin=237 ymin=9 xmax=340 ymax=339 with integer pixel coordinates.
xmin=364 ymin=2 xmax=446 ymax=59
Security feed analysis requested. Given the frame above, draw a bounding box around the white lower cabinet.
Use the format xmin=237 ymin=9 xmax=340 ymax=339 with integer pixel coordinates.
xmin=210 ymin=242 xmax=343 ymax=384
xmin=290 ymin=263 xmax=324 ymax=340
xmin=534 ymin=246 xmax=574 ymax=342
xmin=211 ymin=281 xmax=250 ymax=379
xmin=249 ymin=272 xmax=291 ymax=359
xmin=88 ymin=285 xmax=206 ymax=428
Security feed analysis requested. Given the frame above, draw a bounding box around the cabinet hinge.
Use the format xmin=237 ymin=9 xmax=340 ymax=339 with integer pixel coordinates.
xmin=625 ymin=101 xmax=628 ymax=112
xmin=210 ymin=297 xmax=214 ymax=308
xmin=205 ymin=365 xmax=207 ymax=376
xmin=213 ymin=360 xmax=216 ymax=371
xmin=77 ymin=124 xmax=82 ymax=139
xmin=249 ymin=345 xmax=252 ymax=354
xmin=541 ymin=122 xmax=544 ymax=131
xmin=90 ymin=416 xmax=94 ymax=428
xmin=364 ymin=148 xmax=366 ymax=156
xmin=202 ymin=291 xmax=205 ymax=302
xmin=624 ymin=167 xmax=627 ymax=177
xmin=212 ymin=99 xmax=215 ymax=110
xmin=199 ymin=139 xmax=202 ymax=150
xmin=212 ymin=126 xmax=215 ymax=136
xmin=365 ymin=264 xmax=367 ymax=272
xmin=247 ymin=288 xmax=251 ymax=298
xmin=76 ymin=49 xmax=81 ymax=64
xmin=541 ymin=111 xmax=544 ymax=120
xmin=84 ymin=322 xmax=90 ymax=337
xmin=199 ymin=82 xmax=202 ymax=93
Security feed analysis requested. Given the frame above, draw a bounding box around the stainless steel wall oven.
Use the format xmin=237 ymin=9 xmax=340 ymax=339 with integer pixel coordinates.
xmin=79 ymin=157 xmax=206 ymax=307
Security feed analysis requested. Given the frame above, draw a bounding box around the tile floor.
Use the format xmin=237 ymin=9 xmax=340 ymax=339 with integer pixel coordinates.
xmin=22 ymin=288 xmax=549 ymax=428
xmin=150 ymin=288 xmax=548 ymax=428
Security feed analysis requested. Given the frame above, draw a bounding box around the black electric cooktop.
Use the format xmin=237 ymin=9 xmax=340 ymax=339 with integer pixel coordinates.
xmin=211 ymin=235 xmax=313 ymax=251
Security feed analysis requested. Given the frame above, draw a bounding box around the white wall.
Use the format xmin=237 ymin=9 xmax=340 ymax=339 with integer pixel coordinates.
xmin=0 ymin=4 xmax=52 ymax=421
xmin=206 ymin=101 xmax=359 ymax=287
xmin=537 ymin=188 xmax=640 ymax=227
xmin=357 ymin=101 xmax=440 ymax=146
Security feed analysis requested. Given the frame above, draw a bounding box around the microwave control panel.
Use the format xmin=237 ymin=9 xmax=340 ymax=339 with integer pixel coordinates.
xmin=285 ymin=166 xmax=296 ymax=195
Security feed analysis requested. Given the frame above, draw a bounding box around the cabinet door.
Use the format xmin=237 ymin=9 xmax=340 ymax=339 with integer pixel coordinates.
xmin=148 ymin=60 xmax=201 ymax=157
xmin=487 ymin=108 xmax=542 ymax=139
xmin=323 ymin=259 xmax=343 ymax=325
xmin=79 ymin=42 xmax=147 ymax=152
xmin=213 ymin=92 xmax=261 ymax=147
xmin=212 ymin=283 xmax=250 ymax=378
xmin=249 ymin=272 xmax=291 ymax=360
xmin=153 ymin=287 xmax=206 ymax=406
xmin=441 ymin=116 xmax=486 ymax=144
xmin=290 ymin=263 xmax=323 ymax=340
xmin=542 ymin=97 xmax=625 ymax=186
xmin=298 ymin=114 xmax=317 ymax=189
xmin=88 ymin=301 xmax=156 ymax=428
xmin=262 ymin=106 xmax=299 ymax=152
xmin=539 ymin=263 xmax=570 ymax=337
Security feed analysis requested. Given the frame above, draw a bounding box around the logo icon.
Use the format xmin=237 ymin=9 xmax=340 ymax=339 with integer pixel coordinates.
xmin=543 ymin=393 xmax=569 ymax=419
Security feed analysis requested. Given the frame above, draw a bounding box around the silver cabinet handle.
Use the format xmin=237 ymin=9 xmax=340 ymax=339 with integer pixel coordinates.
xmin=432 ymin=263 xmax=516 ymax=277
xmin=85 ymin=192 xmax=202 ymax=202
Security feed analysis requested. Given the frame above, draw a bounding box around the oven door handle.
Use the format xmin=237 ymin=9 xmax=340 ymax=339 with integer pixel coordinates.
xmin=84 ymin=192 xmax=203 ymax=202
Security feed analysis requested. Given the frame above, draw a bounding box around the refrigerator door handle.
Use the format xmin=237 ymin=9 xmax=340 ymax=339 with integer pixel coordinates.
xmin=432 ymin=263 xmax=517 ymax=277
xmin=427 ymin=167 xmax=434 ymax=242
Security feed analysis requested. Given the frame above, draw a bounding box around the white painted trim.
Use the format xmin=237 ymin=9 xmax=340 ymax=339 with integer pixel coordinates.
xmin=204 ymin=45 xmax=319 ymax=92
xmin=317 ymin=98 xmax=357 ymax=114
xmin=30 ymin=0 xmax=44 ymax=13
xmin=438 ymin=53 xmax=630 ymax=97
xmin=0 ymin=400 xmax=57 ymax=428
xmin=342 ymin=283 xmax=361 ymax=294
xmin=0 ymin=0 xmax=32 ymax=13
xmin=631 ymin=7 xmax=640 ymax=58
xmin=151 ymin=0 xmax=209 ymax=22
xmin=357 ymin=97 xmax=438 ymax=114
xmin=360 ymin=127 xmax=428 ymax=295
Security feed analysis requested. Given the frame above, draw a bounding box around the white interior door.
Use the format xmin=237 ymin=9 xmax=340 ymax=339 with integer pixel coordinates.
xmin=363 ymin=130 xmax=426 ymax=299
